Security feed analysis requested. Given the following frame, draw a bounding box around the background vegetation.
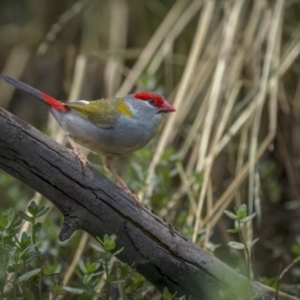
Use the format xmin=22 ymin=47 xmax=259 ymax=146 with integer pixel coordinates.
xmin=1 ymin=0 xmax=300 ymax=298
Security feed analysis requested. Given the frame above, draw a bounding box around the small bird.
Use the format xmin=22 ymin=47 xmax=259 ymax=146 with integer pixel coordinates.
xmin=1 ymin=75 xmax=175 ymax=204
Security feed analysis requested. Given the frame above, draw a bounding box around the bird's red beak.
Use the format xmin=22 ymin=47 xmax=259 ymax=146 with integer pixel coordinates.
xmin=159 ymin=101 xmax=176 ymax=113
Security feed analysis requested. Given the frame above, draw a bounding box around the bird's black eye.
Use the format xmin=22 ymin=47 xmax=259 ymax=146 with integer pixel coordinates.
xmin=148 ymin=98 xmax=155 ymax=105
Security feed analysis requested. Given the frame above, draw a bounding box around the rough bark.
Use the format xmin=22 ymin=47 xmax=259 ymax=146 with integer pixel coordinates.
xmin=0 ymin=107 xmax=297 ymax=300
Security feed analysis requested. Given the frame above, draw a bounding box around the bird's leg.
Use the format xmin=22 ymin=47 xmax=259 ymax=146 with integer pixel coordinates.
xmin=66 ymin=135 xmax=87 ymax=172
xmin=105 ymin=157 xmax=141 ymax=205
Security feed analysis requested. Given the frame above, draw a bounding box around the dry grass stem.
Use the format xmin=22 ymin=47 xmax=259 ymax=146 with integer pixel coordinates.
xmin=201 ymin=134 xmax=274 ymax=230
xmin=63 ymin=232 xmax=90 ymax=286
xmin=116 ymin=0 xmax=188 ymax=96
xmin=234 ymin=121 xmax=250 ymax=207
xmin=192 ymin=0 xmax=244 ymax=242
xmin=142 ymin=1 xmax=214 ymax=203
xmin=248 ymin=0 xmax=284 ymax=219
xmin=104 ymin=0 xmax=128 ymax=97
xmin=147 ymin=0 xmax=204 ymax=76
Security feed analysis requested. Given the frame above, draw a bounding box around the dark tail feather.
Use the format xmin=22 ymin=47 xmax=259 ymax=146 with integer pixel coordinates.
xmin=0 ymin=74 xmax=69 ymax=112
xmin=1 ymin=74 xmax=46 ymax=102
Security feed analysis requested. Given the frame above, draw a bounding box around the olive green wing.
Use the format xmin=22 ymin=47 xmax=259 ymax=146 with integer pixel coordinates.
xmin=67 ymin=98 xmax=133 ymax=129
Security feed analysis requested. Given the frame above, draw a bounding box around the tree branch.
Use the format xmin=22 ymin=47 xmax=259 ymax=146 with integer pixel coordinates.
xmin=0 ymin=107 xmax=297 ymax=300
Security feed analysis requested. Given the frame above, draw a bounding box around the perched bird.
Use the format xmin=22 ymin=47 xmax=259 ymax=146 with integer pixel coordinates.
xmin=1 ymin=75 xmax=175 ymax=204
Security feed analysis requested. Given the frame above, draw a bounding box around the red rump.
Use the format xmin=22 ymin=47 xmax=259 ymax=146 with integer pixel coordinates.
xmin=40 ymin=92 xmax=69 ymax=112
xmin=134 ymin=93 xmax=164 ymax=107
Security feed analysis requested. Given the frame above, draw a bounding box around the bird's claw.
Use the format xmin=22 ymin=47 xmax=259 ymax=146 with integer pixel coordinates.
xmin=122 ymin=187 xmax=141 ymax=207
xmin=73 ymin=148 xmax=88 ymax=173
xmin=67 ymin=135 xmax=87 ymax=173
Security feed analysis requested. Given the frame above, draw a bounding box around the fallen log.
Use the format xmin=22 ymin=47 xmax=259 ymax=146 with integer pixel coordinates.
xmin=0 ymin=107 xmax=297 ymax=300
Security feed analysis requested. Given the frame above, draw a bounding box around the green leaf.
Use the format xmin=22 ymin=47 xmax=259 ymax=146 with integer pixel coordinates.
xmin=22 ymin=287 xmax=35 ymax=300
xmin=90 ymin=271 xmax=104 ymax=277
xmin=163 ymin=288 xmax=173 ymax=300
xmin=20 ymin=241 xmax=41 ymax=259
xmin=63 ymin=286 xmax=84 ymax=294
xmin=240 ymin=213 xmax=256 ymax=223
xmin=90 ymin=243 xmax=105 ymax=253
xmin=248 ymin=238 xmax=259 ymax=248
xmin=112 ymin=247 xmax=124 ymax=256
xmin=227 ymin=229 xmax=240 ymax=233
xmin=17 ymin=268 xmax=41 ymax=282
xmin=28 ymin=201 xmax=39 ymax=216
xmin=194 ymin=171 xmax=203 ymax=184
xmin=111 ymin=279 xmax=125 ymax=284
xmin=237 ymin=204 xmax=247 ymax=214
xmin=83 ymin=274 xmax=92 ymax=285
xmin=43 ymin=272 xmax=61 ymax=277
xmin=36 ymin=207 xmax=50 ymax=218
xmin=78 ymin=259 xmax=87 ymax=273
xmin=224 ymin=210 xmax=237 ymax=220
xmin=33 ymin=223 xmax=42 ymax=235
xmin=237 ymin=205 xmax=247 ymax=219
xmin=234 ymin=220 xmax=244 ymax=230
xmin=0 ymin=214 xmax=9 ymax=230
xmin=85 ymin=260 xmax=100 ymax=273
xmin=206 ymin=242 xmax=221 ymax=252
xmin=228 ymin=242 xmax=245 ymax=250
xmin=25 ymin=250 xmax=41 ymax=263
xmin=52 ymin=283 xmax=65 ymax=295
xmin=19 ymin=232 xmax=31 ymax=248
xmin=292 ymin=244 xmax=300 ymax=255
xmin=103 ymin=234 xmax=116 ymax=251
xmin=19 ymin=211 xmax=32 ymax=222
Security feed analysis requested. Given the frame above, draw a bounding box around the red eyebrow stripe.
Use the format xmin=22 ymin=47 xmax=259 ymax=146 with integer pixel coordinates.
xmin=134 ymin=93 xmax=164 ymax=106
